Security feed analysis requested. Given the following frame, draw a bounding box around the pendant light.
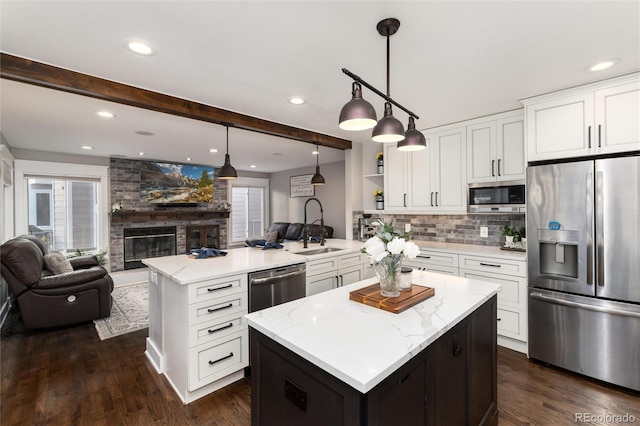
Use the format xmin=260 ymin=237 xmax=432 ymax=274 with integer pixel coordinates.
xmin=339 ymin=18 xmax=425 ymax=150
xmin=218 ymin=125 xmax=237 ymax=180
xmin=339 ymin=82 xmax=377 ymax=131
xmin=311 ymin=144 xmax=325 ymax=186
xmin=397 ymin=116 xmax=427 ymax=151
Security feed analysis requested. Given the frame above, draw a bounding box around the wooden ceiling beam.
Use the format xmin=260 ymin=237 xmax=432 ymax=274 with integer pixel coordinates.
xmin=0 ymin=53 xmax=352 ymax=150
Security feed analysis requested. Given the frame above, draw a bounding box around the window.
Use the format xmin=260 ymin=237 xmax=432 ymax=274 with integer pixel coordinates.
xmin=26 ymin=178 xmax=98 ymax=252
xmin=14 ymin=160 xmax=109 ymax=256
xmin=229 ymin=177 xmax=269 ymax=245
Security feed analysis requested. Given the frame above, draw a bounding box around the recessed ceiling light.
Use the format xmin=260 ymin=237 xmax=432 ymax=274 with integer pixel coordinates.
xmin=138 ymin=152 xmax=145 ymax=156
xmin=250 ymin=165 xmax=257 ymax=168
xmin=209 ymin=148 xmax=218 ymax=153
xmin=81 ymin=146 xmax=94 ymax=150
xmin=186 ymin=158 xmax=192 ymax=161
xmin=95 ymin=111 xmax=115 ymax=119
xmin=587 ymin=59 xmax=620 ymax=72
xmin=127 ymin=40 xmax=155 ymax=56
xmin=289 ymin=97 xmax=306 ymax=105
xmin=135 ymin=130 xmax=154 ymax=136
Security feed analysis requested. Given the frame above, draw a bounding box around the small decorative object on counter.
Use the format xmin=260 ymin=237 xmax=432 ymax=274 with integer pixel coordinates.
xmin=376 ymin=151 xmax=384 ymax=174
xmin=501 ymin=224 xmax=517 ymax=246
xmin=399 ymin=266 xmax=413 ymax=291
xmin=361 ymin=220 xmax=420 ymax=297
xmin=374 ymin=188 xmax=384 ymax=210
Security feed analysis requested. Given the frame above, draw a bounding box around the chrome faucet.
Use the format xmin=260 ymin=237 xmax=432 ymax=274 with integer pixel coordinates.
xmin=303 ymin=197 xmax=325 ymax=248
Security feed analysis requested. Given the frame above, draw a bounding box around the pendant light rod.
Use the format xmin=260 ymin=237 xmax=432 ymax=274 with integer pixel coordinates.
xmin=341 ymin=68 xmax=419 ymax=120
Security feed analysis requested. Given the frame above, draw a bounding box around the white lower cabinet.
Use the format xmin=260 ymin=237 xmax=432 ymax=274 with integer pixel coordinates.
xmin=146 ymin=272 xmax=249 ymax=404
xmin=458 ymin=254 xmax=527 ymax=353
xmin=403 ymin=249 xmax=459 ymax=276
xmin=306 ymin=252 xmax=367 ymax=296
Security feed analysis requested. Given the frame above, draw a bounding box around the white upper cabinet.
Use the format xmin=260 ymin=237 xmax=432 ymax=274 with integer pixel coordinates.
xmin=467 ymin=111 xmax=525 ymax=184
xmin=523 ymin=73 xmax=640 ymax=161
xmin=384 ymin=128 xmax=466 ymax=213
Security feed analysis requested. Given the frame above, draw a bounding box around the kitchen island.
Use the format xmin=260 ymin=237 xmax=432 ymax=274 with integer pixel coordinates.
xmin=246 ymin=271 xmax=501 ymax=425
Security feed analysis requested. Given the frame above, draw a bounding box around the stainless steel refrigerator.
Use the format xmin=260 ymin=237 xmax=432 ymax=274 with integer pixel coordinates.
xmin=527 ymin=155 xmax=640 ymax=392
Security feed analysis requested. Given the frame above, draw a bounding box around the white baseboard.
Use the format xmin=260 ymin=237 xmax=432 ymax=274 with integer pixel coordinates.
xmin=498 ymin=335 xmax=527 ymax=354
xmin=111 ymin=268 xmax=149 ymax=287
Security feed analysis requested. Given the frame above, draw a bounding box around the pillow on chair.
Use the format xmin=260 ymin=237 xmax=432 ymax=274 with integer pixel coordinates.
xmin=265 ymin=231 xmax=279 ymax=244
xmin=43 ymin=251 xmax=74 ymax=275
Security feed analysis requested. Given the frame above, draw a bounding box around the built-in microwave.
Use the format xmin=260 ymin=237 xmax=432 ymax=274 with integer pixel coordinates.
xmin=467 ymin=181 xmax=526 ymax=213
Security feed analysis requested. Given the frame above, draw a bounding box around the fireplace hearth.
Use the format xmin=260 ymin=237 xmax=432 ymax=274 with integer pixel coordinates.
xmin=124 ymin=226 xmax=176 ymax=270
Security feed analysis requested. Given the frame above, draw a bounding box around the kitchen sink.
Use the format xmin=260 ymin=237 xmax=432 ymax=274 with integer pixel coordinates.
xmin=293 ymin=247 xmax=345 ymax=256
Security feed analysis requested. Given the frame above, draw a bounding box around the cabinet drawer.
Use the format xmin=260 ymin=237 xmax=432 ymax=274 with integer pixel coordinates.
xmin=188 ymin=274 xmax=247 ymax=304
xmin=459 ymin=269 xmax=526 ymax=308
xmin=306 ymin=256 xmax=339 ymax=276
xmin=496 ymin=308 xmax=525 ymax=341
xmin=458 ymin=255 xmax=526 ymax=277
xmin=337 ymin=251 xmax=365 ymax=269
xmin=188 ymin=312 xmax=248 ymax=348
xmin=189 ymin=292 xmax=248 ymax=326
xmin=416 ymin=250 xmax=459 ymax=267
xmin=188 ymin=330 xmax=248 ymax=391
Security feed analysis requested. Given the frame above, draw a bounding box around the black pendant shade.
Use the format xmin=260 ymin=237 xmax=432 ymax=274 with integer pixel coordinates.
xmin=372 ymin=102 xmax=405 ymax=143
xmin=397 ymin=116 xmax=427 ymax=151
xmin=339 ymin=82 xmax=377 ymax=131
xmin=311 ymin=145 xmax=325 ymax=185
xmin=218 ymin=126 xmax=237 ymax=180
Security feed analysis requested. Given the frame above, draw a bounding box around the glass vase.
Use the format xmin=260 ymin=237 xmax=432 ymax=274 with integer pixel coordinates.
xmin=373 ymin=254 xmax=403 ymax=297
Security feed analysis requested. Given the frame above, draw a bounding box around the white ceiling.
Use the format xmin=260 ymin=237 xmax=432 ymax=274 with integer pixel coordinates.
xmin=1 ymin=1 xmax=638 ymax=173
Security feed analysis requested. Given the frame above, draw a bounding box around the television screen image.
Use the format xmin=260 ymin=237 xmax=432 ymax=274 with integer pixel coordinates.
xmin=140 ymin=161 xmax=214 ymax=204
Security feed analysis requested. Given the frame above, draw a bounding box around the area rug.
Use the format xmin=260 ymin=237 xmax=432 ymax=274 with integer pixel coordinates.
xmin=94 ymin=282 xmax=149 ymax=340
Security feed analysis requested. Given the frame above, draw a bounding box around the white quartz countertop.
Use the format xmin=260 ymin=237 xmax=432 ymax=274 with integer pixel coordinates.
xmin=142 ymin=239 xmax=363 ymax=284
xmin=245 ymin=271 xmax=501 ymax=393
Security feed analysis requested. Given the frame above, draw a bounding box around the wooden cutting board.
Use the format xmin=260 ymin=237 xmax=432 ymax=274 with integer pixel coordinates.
xmin=349 ymin=283 xmax=435 ymax=314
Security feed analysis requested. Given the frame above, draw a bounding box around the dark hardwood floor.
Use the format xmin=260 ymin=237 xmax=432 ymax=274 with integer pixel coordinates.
xmin=2 ymin=322 xmax=638 ymax=425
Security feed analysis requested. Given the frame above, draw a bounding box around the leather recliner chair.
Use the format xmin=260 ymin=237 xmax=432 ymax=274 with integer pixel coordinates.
xmin=0 ymin=235 xmax=114 ymax=329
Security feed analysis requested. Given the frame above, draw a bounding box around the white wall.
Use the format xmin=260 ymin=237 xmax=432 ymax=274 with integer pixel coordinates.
xmin=269 ymin=161 xmax=346 ymax=239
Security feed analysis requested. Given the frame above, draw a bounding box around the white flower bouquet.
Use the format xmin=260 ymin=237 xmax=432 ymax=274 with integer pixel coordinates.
xmin=361 ymin=220 xmax=420 ymax=296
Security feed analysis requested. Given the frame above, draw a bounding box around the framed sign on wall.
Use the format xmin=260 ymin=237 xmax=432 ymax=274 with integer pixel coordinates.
xmin=290 ymin=174 xmax=315 ymax=197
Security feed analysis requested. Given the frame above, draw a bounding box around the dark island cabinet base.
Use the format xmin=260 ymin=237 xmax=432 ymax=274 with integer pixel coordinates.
xmin=250 ymin=295 xmax=497 ymax=426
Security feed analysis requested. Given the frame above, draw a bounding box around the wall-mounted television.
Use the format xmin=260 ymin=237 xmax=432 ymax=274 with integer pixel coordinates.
xmin=140 ymin=161 xmax=214 ymax=205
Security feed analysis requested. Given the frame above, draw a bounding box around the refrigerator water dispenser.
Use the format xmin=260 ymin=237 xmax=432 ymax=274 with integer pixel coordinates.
xmin=537 ymin=229 xmax=579 ymax=278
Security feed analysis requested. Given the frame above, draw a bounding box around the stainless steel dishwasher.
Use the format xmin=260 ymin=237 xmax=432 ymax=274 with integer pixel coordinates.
xmin=248 ymin=263 xmax=306 ymax=313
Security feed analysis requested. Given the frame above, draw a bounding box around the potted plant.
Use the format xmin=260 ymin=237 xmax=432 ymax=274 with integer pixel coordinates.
xmin=502 ymin=225 xmax=517 ymax=246
xmin=373 ymin=189 xmax=384 ymax=210
xmin=376 ymin=151 xmax=384 ymax=174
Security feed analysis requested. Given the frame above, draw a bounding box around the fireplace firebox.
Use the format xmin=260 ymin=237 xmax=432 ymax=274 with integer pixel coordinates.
xmin=124 ymin=226 xmax=176 ymax=270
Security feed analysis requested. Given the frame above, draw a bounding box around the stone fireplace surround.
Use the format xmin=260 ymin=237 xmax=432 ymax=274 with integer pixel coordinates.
xmin=109 ymin=158 xmax=229 ymax=272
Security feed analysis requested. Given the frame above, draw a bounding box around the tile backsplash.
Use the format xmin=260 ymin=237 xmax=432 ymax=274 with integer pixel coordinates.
xmin=353 ymin=212 xmax=525 ymax=247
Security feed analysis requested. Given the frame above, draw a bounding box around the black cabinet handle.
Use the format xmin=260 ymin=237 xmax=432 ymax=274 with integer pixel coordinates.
xmin=417 ymin=255 xmax=431 ymax=259
xmin=208 ymin=323 xmax=234 ymax=334
xmin=497 ymin=159 xmax=501 ymax=176
xmin=430 ymin=192 xmax=434 ymax=207
xmin=588 ymin=125 xmax=592 ymax=148
xmin=435 ymin=192 xmax=439 ymax=207
xmin=491 ymin=160 xmax=495 ymax=177
xmin=403 ymin=193 xmax=407 ymax=207
xmin=497 ymin=318 xmax=502 ymax=321
xmin=207 ymin=303 xmax=233 ymax=313
xmin=480 ymin=262 xmax=501 ymax=268
xmin=598 ymin=124 xmax=602 ymax=148
xmin=207 ymin=283 xmax=233 ymax=292
xmin=208 ymin=352 xmax=233 ymax=365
